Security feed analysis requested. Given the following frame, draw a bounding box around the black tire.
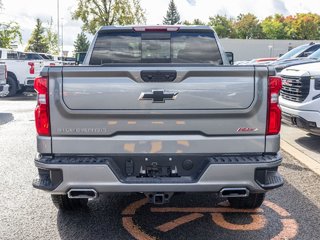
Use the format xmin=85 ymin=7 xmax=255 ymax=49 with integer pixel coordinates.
xmin=16 ymin=86 xmax=26 ymax=94
xmin=228 ymin=193 xmax=265 ymax=209
xmin=51 ymin=194 xmax=88 ymax=211
xmin=7 ymin=76 xmax=18 ymax=97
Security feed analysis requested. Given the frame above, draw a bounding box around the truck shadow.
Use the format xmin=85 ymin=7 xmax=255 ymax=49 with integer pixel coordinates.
xmin=295 ymin=134 xmax=320 ymax=154
xmin=56 ymin=181 xmax=320 ymax=240
xmin=0 ymin=92 xmax=36 ymax=101
xmin=0 ymin=113 xmax=13 ymax=125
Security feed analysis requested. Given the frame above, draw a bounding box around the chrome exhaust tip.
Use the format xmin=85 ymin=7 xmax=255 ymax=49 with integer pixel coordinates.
xmin=67 ymin=189 xmax=98 ymax=199
xmin=219 ymin=188 xmax=250 ymax=198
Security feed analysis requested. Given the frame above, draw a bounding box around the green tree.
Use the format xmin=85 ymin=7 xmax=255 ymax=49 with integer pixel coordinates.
xmin=72 ymin=0 xmax=146 ymax=35
xmin=25 ymin=18 xmax=49 ymax=53
xmin=163 ymin=0 xmax=180 ymax=25
xmin=45 ymin=18 xmax=59 ymax=54
xmin=208 ymin=15 xmax=235 ymax=38
xmin=261 ymin=14 xmax=287 ymax=39
xmin=0 ymin=22 xmax=22 ymax=48
xmin=234 ymin=13 xmax=264 ymax=39
xmin=290 ymin=13 xmax=320 ymax=40
xmin=74 ymin=32 xmax=90 ymax=52
xmin=182 ymin=19 xmax=206 ymax=25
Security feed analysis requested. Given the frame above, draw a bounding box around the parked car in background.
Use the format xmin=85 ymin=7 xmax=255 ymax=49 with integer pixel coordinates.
xmin=237 ymin=43 xmax=320 ymax=70
xmin=271 ymin=48 xmax=320 ymax=73
xmin=0 ymin=63 xmax=8 ymax=97
xmin=277 ymin=42 xmax=320 ymax=61
xmin=280 ymin=62 xmax=320 ymax=136
xmin=75 ymin=52 xmax=87 ymax=65
xmin=33 ymin=25 xmax=283 ymax=211
xmin=24 ymin=52 xmax=60 ymax=67
xmin=237 ymin=57 xmax=278 ymax=66
xmin=0 ymin=48 xmax=42 ymax=96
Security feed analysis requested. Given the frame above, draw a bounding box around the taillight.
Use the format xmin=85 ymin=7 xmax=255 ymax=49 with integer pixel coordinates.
xmin=28 ymin=62 xmax=35 ymax=74
xmin=267 ymin=76 xmax=282 ymax=135
xmin=34 ymin=76 xmax=50 ymax=136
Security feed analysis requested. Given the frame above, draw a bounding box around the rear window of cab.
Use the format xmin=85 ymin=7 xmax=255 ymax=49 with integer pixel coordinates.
xmin=90 ymin=31 xmax=223 ymax=65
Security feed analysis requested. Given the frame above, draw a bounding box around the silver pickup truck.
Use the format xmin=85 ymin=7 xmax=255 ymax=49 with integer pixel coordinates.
xmin=33 ymin=26 xmax=283 ymax=210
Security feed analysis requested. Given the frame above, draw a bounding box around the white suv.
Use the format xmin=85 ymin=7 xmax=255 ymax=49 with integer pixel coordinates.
xmin=280 ymin=62 xmax=320 ymax=135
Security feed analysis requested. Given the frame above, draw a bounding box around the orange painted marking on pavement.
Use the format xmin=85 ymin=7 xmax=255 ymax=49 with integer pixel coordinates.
xmin=122 ymin=217 xmax=156 ymax=240
xmin=271 ymin=219 xmax=298 ymax=240
xmin=155 ymin=213 xmax=204 ymax=232
xmin=177 ymin=140 xmax=190 ymax=147
xmin=264 ymin=200 xmax=291 ymax=217
xmin=151 ymin=141 xmax=162 ymax=153
xmin=122 ymin=198 xmax=149 ymax=215
xmin=151 ymin=207 xmax=263 ymax=214
xmin=212 ymin=213 xmax=267 ymax=231
xmin=124 ymin=143 xmax=135 ymax=153
xmin=108 ymin=121 xmax=118 ymax=125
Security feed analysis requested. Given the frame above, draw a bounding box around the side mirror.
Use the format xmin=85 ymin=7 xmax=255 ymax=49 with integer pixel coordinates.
xmin=226 ymin=52 xmax=234 ymax=65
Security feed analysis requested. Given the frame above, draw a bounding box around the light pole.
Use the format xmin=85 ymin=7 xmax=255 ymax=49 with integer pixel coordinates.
xmin=61 ymin=17 xmax=64 ymax=58
xmin=57 ymin=0 xmax=60 ymax=54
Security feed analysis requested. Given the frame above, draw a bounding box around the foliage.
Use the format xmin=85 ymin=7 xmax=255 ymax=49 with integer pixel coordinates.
xmin=208 ymin=15 xmax=235 ymax=38
xmin=0 ymin=22 xmax=22 ymax=48
xmin=74 ymin=32 xmax=90 ymax=52
xmin=72 ymin=0 xmax=146 ymax=35
xmin=261 ymin=14 xmax=287 ymax=39
xmin=45 ymin=18 xmax=59 ymax=54
xmin=182 ymin=19 xmax=206 ymax=25
xmin=25 ymin=18 xmax=49 ymax=53
xmin=163 ymin=0 xmax=180 ymax=25
xmin=234 ymin=13 xmax=264 ymax=39
xmin=289 ymin=13 xmax=320 ymax=40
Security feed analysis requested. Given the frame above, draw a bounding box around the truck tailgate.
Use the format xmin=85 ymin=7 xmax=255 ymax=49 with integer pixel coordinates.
xmin=47 ymin=65 xmax=269 ymax=154
xmin=62 ymin=66 xmax=255 ymax=110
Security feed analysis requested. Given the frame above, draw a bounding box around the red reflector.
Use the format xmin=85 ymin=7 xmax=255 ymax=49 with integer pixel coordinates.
xmin=267 ymin=76 xmax=282 ymax=135
xmin=34 ymin=76 xmax=50 ymax=136
xmin=28 ymin=62 xmax=35 ymax=74
xmin=35 ymin=104 xmax=50 ymax=136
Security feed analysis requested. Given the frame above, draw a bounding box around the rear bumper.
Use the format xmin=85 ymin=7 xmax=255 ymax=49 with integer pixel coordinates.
xmin=33 ymin=153 xmax=283 ymax=194
xmin=281 ymin=105 xmax=320 ymax=135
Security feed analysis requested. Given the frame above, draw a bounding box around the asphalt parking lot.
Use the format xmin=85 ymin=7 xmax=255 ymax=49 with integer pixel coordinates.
xmin=0 ymin=95 xmax=320 ymax=240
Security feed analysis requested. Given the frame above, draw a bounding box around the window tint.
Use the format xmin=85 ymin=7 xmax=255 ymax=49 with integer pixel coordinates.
xmin=171 ymin=32 xmax=222 ymax=64
xmin=279 ymin=45 xmax=310 ymax=60
xmin=297 ymin=45 xmax=320 ymax=57
xmin=25 ymin=54 xmax=43 ymax=60
xmin=7 ymin=52 xmax=18 ymax=59
xmin=90 ymin=31 xmax=222 ymax=65
xmin=308 ymin=49 xmax=320 ymax=59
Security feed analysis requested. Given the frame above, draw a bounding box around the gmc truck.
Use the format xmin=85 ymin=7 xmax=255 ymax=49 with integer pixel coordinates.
xmin=0 ymin=48 xmax=42 ymax=96
xmin=33 ymin=26 xmax=284 ymax=210
xmin=280 ymin=62 xmax=320 ymax=135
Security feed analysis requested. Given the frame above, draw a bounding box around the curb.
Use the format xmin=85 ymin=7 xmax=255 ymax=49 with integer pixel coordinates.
xmin=281 ymin=139 xmax=320 ymax=176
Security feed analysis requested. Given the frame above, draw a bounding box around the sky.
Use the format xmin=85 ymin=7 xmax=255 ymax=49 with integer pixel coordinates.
xmin=0 ymin=0 xmax=319 ymax=54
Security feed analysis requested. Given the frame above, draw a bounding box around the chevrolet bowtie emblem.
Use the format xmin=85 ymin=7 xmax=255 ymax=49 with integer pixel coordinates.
xmin=139 ymin=90 xmax=179 ymax=103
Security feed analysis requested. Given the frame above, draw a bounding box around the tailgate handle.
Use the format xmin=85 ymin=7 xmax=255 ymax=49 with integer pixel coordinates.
xmin=141 ymin=70 xmax=177 ymax=82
